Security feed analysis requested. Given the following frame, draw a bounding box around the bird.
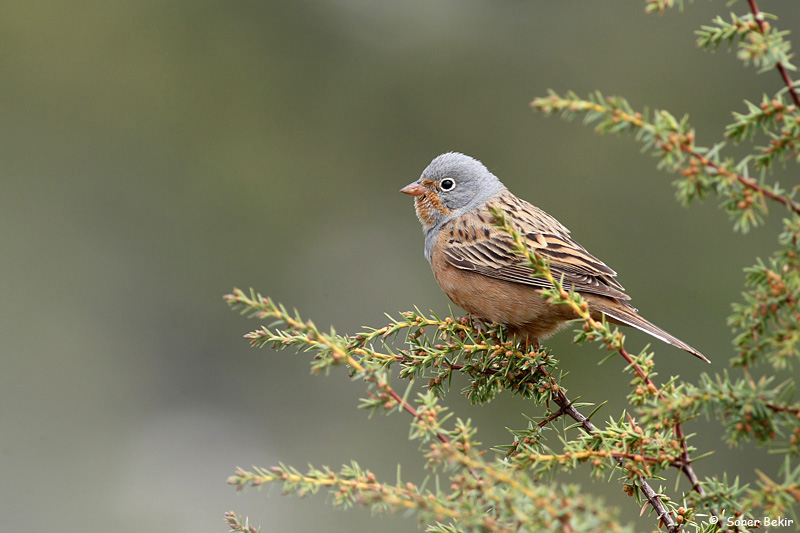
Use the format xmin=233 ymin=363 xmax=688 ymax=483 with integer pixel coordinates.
xmin=401 ymin=152 xmax=708 ymax=363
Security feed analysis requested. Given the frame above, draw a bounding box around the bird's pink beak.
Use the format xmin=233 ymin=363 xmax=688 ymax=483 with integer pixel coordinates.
xmin=401 ymin=181 xmax=426 ymax=196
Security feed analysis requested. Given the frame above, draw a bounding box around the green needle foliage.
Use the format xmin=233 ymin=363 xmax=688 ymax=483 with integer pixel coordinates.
xmin=224 ymin=2 xmax=800 ymax=532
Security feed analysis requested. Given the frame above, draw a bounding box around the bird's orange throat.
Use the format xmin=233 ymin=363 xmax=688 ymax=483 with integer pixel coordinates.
xmin=414 ymin=190 xmax=452 ymax=227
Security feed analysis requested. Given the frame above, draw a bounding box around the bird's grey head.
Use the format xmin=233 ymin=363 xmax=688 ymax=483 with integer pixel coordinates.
xmin=400 ymin=152 xmax=506 ymax=232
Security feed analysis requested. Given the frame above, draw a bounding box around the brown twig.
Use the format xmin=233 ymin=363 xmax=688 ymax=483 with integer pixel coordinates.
xmin=531 ymin=362 xmax=681 ymax=533
xmin=617 ymin=348 xmax=713 ymax=516
xmin=747 ymin=0 xmax=800 ymax=108
xmin=380 ymin=386 xmax=450 ymax=445
xmin=679 ymin=143 xmax=800 ymax=216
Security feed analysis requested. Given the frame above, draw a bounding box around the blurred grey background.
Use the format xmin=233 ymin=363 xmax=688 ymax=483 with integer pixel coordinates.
xmin=4 ymin=2 xmax=799 ymax=531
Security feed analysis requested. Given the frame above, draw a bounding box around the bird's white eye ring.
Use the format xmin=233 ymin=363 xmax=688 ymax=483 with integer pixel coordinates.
xmin=440 ymin=178 xmax=455 ymax=191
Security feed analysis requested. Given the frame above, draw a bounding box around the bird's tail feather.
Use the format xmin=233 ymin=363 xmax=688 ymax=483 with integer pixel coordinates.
xmin=593 ymin=301 xmax=710 ymax=364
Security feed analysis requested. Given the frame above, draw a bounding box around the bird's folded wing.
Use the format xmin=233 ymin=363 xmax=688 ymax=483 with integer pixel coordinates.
xmin=443 ymin=229 xmax=630 ymax=301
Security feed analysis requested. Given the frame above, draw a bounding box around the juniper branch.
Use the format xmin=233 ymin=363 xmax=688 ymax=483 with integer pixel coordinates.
xmin=746 ymin=0 xmax=800 ymax=107
xmin=535 ymin=363 xmax=682 ymax=532
xmin=225 ymin=287 xmax=685 ymax=531
xmin=531 ymin=91 xmax=800 ymax=226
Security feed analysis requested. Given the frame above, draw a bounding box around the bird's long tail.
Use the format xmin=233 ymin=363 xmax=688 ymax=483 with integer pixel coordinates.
xmin=593 ymin=300 xmax=710 ymax=364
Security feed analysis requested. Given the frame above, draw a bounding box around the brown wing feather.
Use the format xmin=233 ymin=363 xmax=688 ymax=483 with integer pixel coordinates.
xmin=442 ymin=190 xmax=630 ymax=301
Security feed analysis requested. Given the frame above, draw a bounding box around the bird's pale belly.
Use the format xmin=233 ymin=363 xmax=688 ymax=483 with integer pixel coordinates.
xmin=430 ymin=248 xmax=577 ymax=341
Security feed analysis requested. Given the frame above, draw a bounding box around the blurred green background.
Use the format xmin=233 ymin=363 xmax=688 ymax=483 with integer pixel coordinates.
xmin=4 ymin=2 xmax=799 ymax=531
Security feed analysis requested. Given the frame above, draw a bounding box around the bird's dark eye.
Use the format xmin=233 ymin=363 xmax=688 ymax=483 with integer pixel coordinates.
xmin=440 ymin=178 xmax=455 ymax=191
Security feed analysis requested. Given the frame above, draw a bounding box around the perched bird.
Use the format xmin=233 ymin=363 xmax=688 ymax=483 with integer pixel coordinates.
xmin=401 ymin=152 xmax=708 ymax=363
